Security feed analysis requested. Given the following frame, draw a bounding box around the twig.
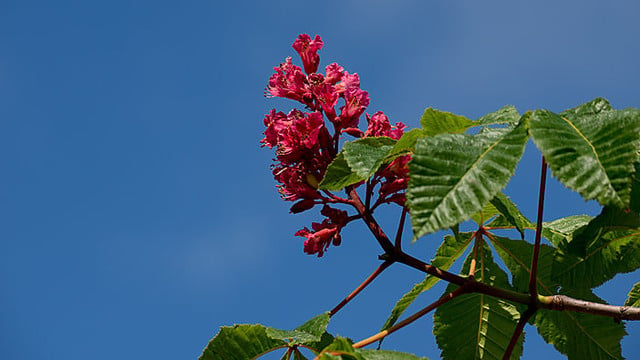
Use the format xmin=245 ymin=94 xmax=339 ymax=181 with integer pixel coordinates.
xmin=529 ymin=157 xmax=547 ymax=297
xmin=539 ymin=294 xmax=640 ymax=321
xmin=330 ymin=260 xmax=393 ymax=316
xmin=394 ymin=207 xmax=408 ymax=251
xmin=348 ymin=188 xmax=395 ymax=254
xmin=502 ymin=307 xmax=536 ymax=360
xmin=353 ymin=286 xmax=467 ymax=348
xmin=468 ymin=230 xmax=482 ymax=277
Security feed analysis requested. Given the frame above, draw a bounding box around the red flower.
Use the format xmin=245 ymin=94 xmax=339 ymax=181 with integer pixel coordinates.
xmin=266 ymin=57 xmax=313 ymax=108
xmin=311 ymin=82 xmax=339 ymax=122
xmin=262 ymin=110 xmax=330 ymax=164
xmin=338 ymin=88 xmax=370 ymax=128
xmin=365 ymin=111 xmax=392 ymax=137
xmin=324 ymin=63 xmax=344 ymax=85
xmin=335 ymin=72 xmax=360 ymax=95
xmin=296 ymin=220 xmax=339 ymax=257
xmin=292 ymin=34 xmax=323 ymax=75
xmin=272 ymin=164 xmax=321 ymax=201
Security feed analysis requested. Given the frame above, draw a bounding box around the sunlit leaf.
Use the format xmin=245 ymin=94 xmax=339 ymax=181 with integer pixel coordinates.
xmin=625 ymin=282 xmax=640 ymax=307
xmin=408 ymin=118 xmax=529 ymax=239
xmin=476 ymin=105 xmax=521 ymax=126
xmin=487 ymin=192 xmax=533 ymax=237
xmin=552 ymin=207 xmax=640 ymax=289
xmin=319 ymin=137 xmax=396 ymax=191
xmin=200 ymin=324 xmax=286 ymax=360
xmin=420 ymin=108 xmax=475 ymax=136
xmin=529 ymin=107 xmax=640 ymax=208
xmin=267 ymin=312 xmax=331 ymax=344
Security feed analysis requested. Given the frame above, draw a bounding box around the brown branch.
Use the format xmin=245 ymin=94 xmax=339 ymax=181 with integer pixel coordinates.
xmin=353 ymin=286 xmax=468 ymax=348
xmin=394 ymin=207 xmax=408 ymax=251
xmin=529 ymin=156 xmax=547 ymax=297
xmin=502 ymin=307 xmax=536 ymax=360
xmin=348 ymin=187 xmax=395 ymax=254
xmin=539 ymin=294 xmax=640 ymax=321
xmin=330 ymin=260 xmax=393 ymax=316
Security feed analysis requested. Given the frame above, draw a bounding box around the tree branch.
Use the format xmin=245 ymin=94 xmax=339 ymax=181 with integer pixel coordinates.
xmin=539 ymin=294 xmax=640 ymax=321
xmin=394 ymin=207 xmax=408 ymax=251
xmin=330 ymin=260 xmax=393 ymax=316
xmin=502 ymin=307 xmax=536 ymax=360
xmin=352 ymin=286 xmax=468 ymax=348
xmin=529 ymin=156 xmax=547 ymax=297
xmin=348 ymin=188 xmax=395 ymax=254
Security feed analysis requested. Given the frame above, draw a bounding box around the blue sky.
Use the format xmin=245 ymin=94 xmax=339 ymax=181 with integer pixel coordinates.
xmin=1 ymin=1 xmax=639 ymax=359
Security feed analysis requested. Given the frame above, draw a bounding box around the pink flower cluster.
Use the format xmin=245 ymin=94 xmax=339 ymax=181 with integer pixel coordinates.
xmin=261 ymin=34 xmax=409 ymax=256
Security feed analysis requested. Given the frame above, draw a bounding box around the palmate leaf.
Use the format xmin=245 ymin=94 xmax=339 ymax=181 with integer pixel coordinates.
xmin=541 ymin=215 xmax=593 ymax=247
xmin=434 ymin=241 xmax=523 ymax=359
xmin=625 ymin=282 xmax=640 ymax=307
xmin=266 ymin=312 xmax=331 ymax=344
xmin=319 ymin=137 xmax=396 ymax=191
xmin=319 ymin=152 xmax=363 ymax=191
xmin=529 ymin=106 xmax=640 ymax=208
xmin=490 ymin=236 xmax=626 ymax=359
xmin=380 ymin=232 xmax=475 ymax=332
xmin=317 ymin=337 xmax=428 ymax=360
xmin=408 ymin=117 xmax=529 ymax=239
xmin=420 ymin=108 xmax=475 ymax=136
xmin=201 ymin=313 xmax=333 ymax=360
xmin=383 ymin=128 xmax=425 ymax=162
xmin=560 ymin=97 xmax=612 ymax=119
xmin=476 ymin=105 xmax=521 ymax=126
xmin=551 ymin=208 xmax=640 ymax=290
xmin=471 ymin=201 xmax=500 ymax=225
xmin=631 ymin=159 xmax=640 ymax=214
xmin=200 ymin=324 xmax=287 ymax=360
xmin=486 ymin=192 xmax=533 ymax=238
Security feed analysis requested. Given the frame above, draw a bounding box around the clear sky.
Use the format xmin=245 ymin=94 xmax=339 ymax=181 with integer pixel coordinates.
xmin=1 ymin=1 xmax=639 ymax=359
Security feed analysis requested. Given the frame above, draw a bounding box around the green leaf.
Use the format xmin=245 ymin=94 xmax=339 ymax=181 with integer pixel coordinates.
xmin=487 ymin=192 xmax=534 ymax=237
xmin=380 ymin=232 xmax=475 ymax=332
xmin=266 ymin=312 xmax=331 ymax=344
xmin=631 ymin=158 xmax=640 ymax=214
xmin=356 ymin=349 xmax=428 ymax=360
xmin=490 ymin=234 xmax=558 ymax=294
xmin=199 ymin=324 xmax=287 ymax=360
xmin=490 ymin=236 xmax=626 ymax=359
xmin=625 ymin=282 xmax=640 ymax=307
xmin=318 ymin=338 xmax=429 ymax=360
xmin=531 ymin=289 xmax=626 ymax=360
xmin=471 ymin=201 xmax=500 ymax=225
xmin=541 ymin=215 xmax=593 ymax=247
xmin=476 ymin=105 xmax=521 ymax=126
xmin=383 ymin=128 xmax=426 ymax=162
xmin=529 ymin=107 xmax=640 ymax=208
xmin=320 ymin=153 xmax=364 ymax=191
xmin=434 ymin=241 xmax=523 ymax=360
xmin=420 ymin=108 xmax=475 ymax=136
xmin=319 ymin=137 xmax=396 ymax=191
xmin=552 ymin=208 xmax=640 ymax=289
xmin=343 ymin=137 xmax=396 ymax=178
xmin=318 ymin=338 xmax=363 ymax=360
xmin=560 ymin=97 xmax=612 ymax=119
xmin=408 ymin=118 xmax=529 ymax=238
